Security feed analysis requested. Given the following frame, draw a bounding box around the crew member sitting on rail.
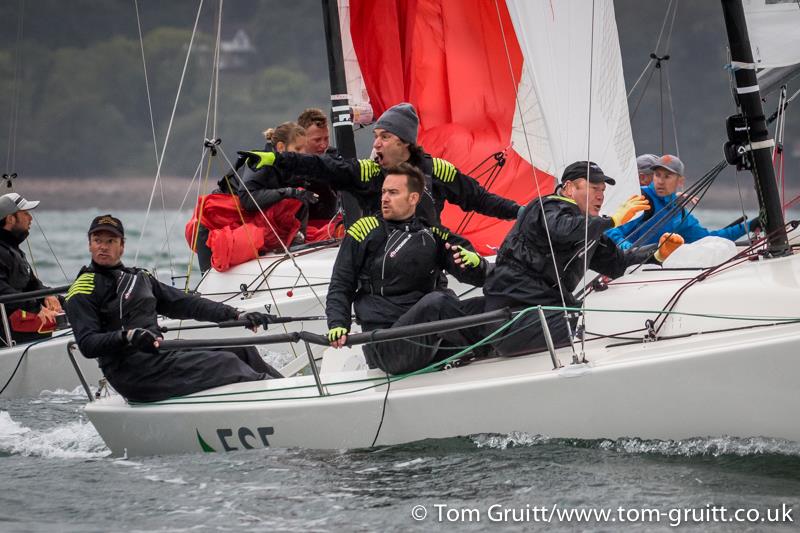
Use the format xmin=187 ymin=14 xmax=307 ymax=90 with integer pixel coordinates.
xmin=326 ymin=163 xmax=488 ymax=375
xmin=484 ymin=161 xmax=685 ymax=357
xmin=606 ymin=154 xmax=760 ymax=250
xmin=0 ymin=193 xmax=63 ymax=345
xmin=67 ymin=214 xmax=280 ymax=402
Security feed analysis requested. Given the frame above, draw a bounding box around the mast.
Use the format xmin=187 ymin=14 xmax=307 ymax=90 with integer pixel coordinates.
xmin=720 ymin=0 xmax=789 ymax=256
xmin=320 ymin=0 xmax=361 ymax=226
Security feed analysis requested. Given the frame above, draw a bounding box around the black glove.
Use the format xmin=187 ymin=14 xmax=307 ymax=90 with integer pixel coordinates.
xmin=288 ymin=188 xmax=319 ymax=204
xmin=125 ymin=328 xmax=160 ymax=354
xmin=238 ymin=311 xmax=273 ymax=331
xmin=749 ymin=217 xmax=762 ymax=233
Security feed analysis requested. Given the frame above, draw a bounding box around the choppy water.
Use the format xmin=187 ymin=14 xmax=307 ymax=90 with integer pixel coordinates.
xmin=2 ymin=209 xmax=799 ymax=532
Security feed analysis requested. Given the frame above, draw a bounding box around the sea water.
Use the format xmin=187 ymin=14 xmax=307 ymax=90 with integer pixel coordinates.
xmin=1 ymin=209 xmax=799 ymax=532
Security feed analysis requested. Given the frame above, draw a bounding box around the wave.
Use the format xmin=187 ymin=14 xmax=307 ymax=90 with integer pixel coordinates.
xmin=471 ymin=431 xmax=800 ymax=457
xmin=0 ymin=410 xmax=109 ymax=459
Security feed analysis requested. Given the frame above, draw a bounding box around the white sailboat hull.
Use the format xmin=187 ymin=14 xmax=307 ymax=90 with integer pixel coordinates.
xmin=0 ymin=247 xmax=339 ymax=398
xmin=85 ymin=320 xmax=800 ymax=456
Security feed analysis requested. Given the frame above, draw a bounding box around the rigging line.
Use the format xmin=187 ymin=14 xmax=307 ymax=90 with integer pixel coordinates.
xmin=664 ymin=62 xmax=680 ymax=157
xmin=134 ymin=0 xmax=161 ymax=166
xmin=663 ymin=0 xmax=680 ymax=57
xmin=733 ymin=167 xmax=754 ymax=247
xmin=185 ymin=153 xmax=215 ymax=291
xmin=134 ymin=0 xmax=175 ymax=281
xmin=772 ymin=87 xmax=787 ymax=210
xmin=575 ymin=161 xmax=722 ymax=265
xmin=216 ymin=173 xmax=301 ymax=360
xmin=211 ymin=0 xmax=223 ymax=140
xmin=218 ymin=148 xmax=327 ymax=310
xmin=579 ymin=0 xmax=598 ymax=359
xmin=653 ymin=0 xmax=674 ymax=56
xmin=575 ymin=161 xmax=726 ymax=292
xmin=134 ymin=0 xmax=205 ymax=266
xmin=647 ymin=218 xmax=777 ymax=332
xmin=492 ymin=0 xmax=572 ymax=325
xmin=621 ymin=162 xmax=725 ymax=271
xmin=154 ymin=155 xmax=205 ymax=259
xmin=625 ymin=0 xmax=673 ymax=102
xmin=659 ymin=63 xmax=665 ymax=153
xmin=31 ymin=218 xmax=69 ymax=283
xmin=626 ymin=58 xmax=655 ymax=99
xmin=455 ymin=161 xmax=504 ymax=234
xmin=629 ymin=63 xmax=658 ymax=122
xmin=5 ymin=0 xmax=25 ymax=175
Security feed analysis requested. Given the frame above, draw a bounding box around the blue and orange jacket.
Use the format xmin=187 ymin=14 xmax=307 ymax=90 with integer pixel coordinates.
xmin=605 ymin=184 xmax=750 ymax=250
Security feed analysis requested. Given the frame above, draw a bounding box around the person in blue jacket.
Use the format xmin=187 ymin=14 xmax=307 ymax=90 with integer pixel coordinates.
xmin=606 ymin=154 xmax=759 ymax=250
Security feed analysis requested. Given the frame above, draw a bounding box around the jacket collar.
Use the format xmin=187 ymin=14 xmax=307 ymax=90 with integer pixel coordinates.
xmin=0 ymin=227 xmax=25 ymax=248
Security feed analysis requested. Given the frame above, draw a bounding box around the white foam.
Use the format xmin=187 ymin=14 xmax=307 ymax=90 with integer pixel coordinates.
xmin=38 ymin=385 xmax=95 ymax=398
xmin=0 ymin=410 xmax=109 ymax=459
xmin=471 ymin=432 xmax=800 ymax=457
xmin=472 ymin=431 xmax=551 ymax=450
xmin=597 ymin=436 xmax=800 ymax=457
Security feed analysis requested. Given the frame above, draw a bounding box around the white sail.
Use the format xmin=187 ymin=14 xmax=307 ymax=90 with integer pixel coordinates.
xmin=506 ymin=0 xmax=640 ymax=212
xmin=743 ymin=0 xmax=800 ymax=69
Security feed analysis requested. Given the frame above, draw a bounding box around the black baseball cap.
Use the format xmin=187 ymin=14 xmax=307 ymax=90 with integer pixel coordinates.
xmin=561 ymin=161 xmax=616 ymax=186
xmin=88 ymin=214 xmax=124 ymax=238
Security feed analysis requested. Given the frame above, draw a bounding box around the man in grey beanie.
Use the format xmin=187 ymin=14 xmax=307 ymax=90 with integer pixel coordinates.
xmin=237 ymin=102 xmax=521 ymax=228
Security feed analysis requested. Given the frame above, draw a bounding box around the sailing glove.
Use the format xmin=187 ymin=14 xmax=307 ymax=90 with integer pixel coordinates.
xmin=611 ymin=194 xmax=650 ymax=227
xmin=125 ymin=328 xmax=160 ymax=354
xmin=237 ymin=150 xmax=276 ymax=170
xmin=654 ymin=233 xmax=684 ymax=262
xmin=238 ymin=311 xmax=273 ymax=331
xmin=456 ymin=246 xmax=481 ymax=268
xmin=327 ymin=327 xmax=348 ymax=343
xmin=357 ymin=159 xmax=381 ymax=182
xmin=748 ymin=217 xmax=762 ymax=233
xmin=288 ymin=188 xmax=319 ymax=204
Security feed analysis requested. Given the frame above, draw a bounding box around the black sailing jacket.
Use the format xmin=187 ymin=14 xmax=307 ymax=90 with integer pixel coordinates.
xmin=274 ymin=151 xmax=520 ymax=224
xmin=484 ymin=195 xmax=657 ymax=308
xmin=0 ymin=228 xmax=46 ymax=314
xmin=65 ymin=262 xmax=238 ymax=373
xmin=326 ymin=215 xmax=488 ymax=331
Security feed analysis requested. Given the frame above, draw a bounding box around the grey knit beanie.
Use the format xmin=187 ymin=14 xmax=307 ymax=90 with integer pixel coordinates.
xmin=374 ymin=102 xmax=419 ymax=144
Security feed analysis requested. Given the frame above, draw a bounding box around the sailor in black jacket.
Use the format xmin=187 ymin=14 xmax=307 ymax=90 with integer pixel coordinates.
xmin=484 ymin=161 xmax=685 ymax=357
xmin=65 ymin=215 xmax=279 ymax=402
xmin=0 ymin=193 xmax=62 ymax=344
xmin=237 ymin=103 xmax=521 ymax=226
xmin=326 ymin=163 xmax=489 ymax=375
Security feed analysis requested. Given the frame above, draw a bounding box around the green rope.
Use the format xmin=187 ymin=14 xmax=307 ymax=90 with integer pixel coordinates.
xmin=133 ymin=304 xmax=800 ymax=406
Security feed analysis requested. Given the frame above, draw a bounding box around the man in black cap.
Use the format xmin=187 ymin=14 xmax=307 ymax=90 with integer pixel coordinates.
xmin=65 ymin=214 xmax=280 ymax=402
xmin=482 ymin=161 xmax=684 ymax=357
xmin=0 ymin=192 xmax=63 ymax=345
xmin=235 ymin=102 xmax=521 ymax=226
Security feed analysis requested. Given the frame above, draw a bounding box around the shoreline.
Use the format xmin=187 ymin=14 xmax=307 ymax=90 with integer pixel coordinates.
xmin=9 ymin=175 xmax=796 ymax=211
xmin=10 ymin=176 xmax=201 ymax=211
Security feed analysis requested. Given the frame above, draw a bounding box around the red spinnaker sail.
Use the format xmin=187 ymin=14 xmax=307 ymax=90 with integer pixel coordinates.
xmin=348 ymin=0 xmax=553 ymax=254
